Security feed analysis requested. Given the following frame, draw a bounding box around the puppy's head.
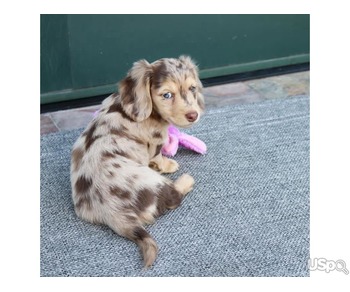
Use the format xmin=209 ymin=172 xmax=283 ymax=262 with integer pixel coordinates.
xmin=118 ymin=56 xmax=204 ymax=127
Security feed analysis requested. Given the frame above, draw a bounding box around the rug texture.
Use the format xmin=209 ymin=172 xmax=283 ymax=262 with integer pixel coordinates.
xmin=40 ymin=95 xmax=310 ymax=277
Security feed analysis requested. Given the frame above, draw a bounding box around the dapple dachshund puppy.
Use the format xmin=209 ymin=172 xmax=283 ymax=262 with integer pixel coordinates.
xmin=70 ymin=56 xmax=205 ymax=267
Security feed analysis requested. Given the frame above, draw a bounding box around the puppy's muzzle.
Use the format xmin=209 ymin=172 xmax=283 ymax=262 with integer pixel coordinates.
xmin=185 ymin=111 xmax=199 ymax=123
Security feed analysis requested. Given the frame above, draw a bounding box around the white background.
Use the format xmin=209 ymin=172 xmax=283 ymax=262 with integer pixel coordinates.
xmin=1 ymin=0 xmax=349 ymax=290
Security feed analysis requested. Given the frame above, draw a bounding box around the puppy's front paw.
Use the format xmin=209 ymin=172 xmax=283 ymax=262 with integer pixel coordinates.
xmin=149 ymin=155 xmax=179 ymax=174
xmin=162 ymin=158 xmax=179 ymax=174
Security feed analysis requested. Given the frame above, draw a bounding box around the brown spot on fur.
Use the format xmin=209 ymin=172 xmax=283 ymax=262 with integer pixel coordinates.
xmin=112 ymin=148 xmax=131 ymax=159
xmin=152 ymin=61 xmax=169 ymax=89
xmin=111 ymin=126 xmax=144 ymax=145
xmin=110 ymin=185 xmax=131 ymax=200
xmin=86 ymin=134 xmax=102 ymax=150
xmin=83 ymin=122 xmax=102 ymax=151
xmin=102 ymin=151 xmax=115 ymax=160
xmin=152 ymin=131 xmax=162 ymax=139
xmin=112 ymin=163 xmax=121 ymax=168
xmin=72 ymin=147 xmax=84 ymax=171
xmin=110 ymin=128 xmax=120 ymax=136
xmin=107 ymin=103 xmax=119 ymax=114
xmin=75 ymin=176 xmax=92 ymax=194
xmin=156 ymin=183 xmax=182 ymax=215
xmin=75 ymin=195 xmax=92 ymax=210
xmin=133 ymin=227 xmax=151 ymax=241
xmin=154 ymin=144 xmax=163 ymax=157
xmin=176 ymin=62 xmax=183 ymax=70
xmin=95 ymin=188 xmax=105 ymax=204
xmin=135 ymin=188 xmax=155 ymax=212
xmin=107 ymin=101 xmax=134 ymax=122
xmin=75 ymin=176 xmax=93 ymax=209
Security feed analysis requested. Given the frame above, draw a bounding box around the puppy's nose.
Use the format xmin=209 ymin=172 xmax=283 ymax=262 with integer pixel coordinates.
xmin=185 ymin=111 xmax=198 ymax=122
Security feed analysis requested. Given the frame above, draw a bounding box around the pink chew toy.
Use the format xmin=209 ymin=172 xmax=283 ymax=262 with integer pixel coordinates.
xmin=161 ymin=125 xmax=207 ymax=157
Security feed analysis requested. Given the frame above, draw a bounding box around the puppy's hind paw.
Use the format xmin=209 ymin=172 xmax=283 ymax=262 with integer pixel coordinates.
xmin=174 ymin=174 xmax=195 ymax=196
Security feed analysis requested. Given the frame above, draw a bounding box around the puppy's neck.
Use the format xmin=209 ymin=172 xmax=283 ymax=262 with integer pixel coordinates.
xmin=149 ymin=108 xmax=168 ymax=126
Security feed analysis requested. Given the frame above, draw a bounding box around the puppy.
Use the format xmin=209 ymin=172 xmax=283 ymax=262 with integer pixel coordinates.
xmin=70 ymin=56 xmax=205 ymax=267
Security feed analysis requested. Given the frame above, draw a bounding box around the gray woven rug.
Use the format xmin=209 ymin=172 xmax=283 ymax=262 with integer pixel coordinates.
xmin=40 ymin=95 xmax=309 ymax=277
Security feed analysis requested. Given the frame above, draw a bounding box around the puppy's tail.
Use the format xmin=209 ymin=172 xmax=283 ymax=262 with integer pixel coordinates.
xmin=107 ymin=219 xmax=158 ymax=268
xmin=130 ymin=226 xmax=158 ymax=268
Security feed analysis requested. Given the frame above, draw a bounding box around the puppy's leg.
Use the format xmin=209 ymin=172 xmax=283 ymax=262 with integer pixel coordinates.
xmin=157 ymin=174 xmax=195 ymax=213
xmin=149 ymin=153 xmax=179 ymax=174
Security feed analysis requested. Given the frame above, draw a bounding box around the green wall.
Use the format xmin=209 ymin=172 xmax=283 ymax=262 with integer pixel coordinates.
xmin=40 ymin=14 xmax=309 ymax=104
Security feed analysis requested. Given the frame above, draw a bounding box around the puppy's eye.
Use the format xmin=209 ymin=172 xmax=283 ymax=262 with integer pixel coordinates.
xmin=189 ymin=86 xmax=196 ymax=92
xmin=163 ymin=92 xmax=173 ymax=99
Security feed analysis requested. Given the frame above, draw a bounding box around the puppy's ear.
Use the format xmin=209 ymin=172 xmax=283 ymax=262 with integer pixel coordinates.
xmin=119 ymin=60 xmax=153 ymax=122
xmin=179 ymin=55 xmax=201 ymax=85
xmin=179 ymin=55 xmax=205 ymax=111
xmin=179 ymin=55 xmax=198 ymax=73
